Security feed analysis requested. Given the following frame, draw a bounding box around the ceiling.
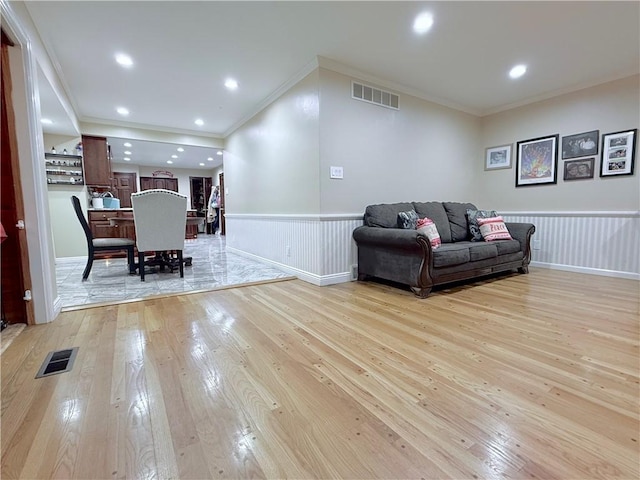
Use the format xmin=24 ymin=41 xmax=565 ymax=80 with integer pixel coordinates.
xmin=27 ymin=1 xmax=640 ymax=164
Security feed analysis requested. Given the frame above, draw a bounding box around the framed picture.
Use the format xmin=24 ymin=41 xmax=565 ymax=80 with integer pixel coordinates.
xmin=516 ymin=134 xmax=559 ymax=187
xmin=563 ymin=158 xmax=595 ymax=181
xmin=485 ymin=144 xmax=512 ymax=170
xmin=600 ymin=129 xmax=637 ymax=177
xmin=561 ymin=130 xmax=599 ymax=159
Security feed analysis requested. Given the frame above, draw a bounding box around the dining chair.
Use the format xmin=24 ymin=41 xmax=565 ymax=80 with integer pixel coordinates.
xmin=130 ymin=189 xmax=188 ymax=281
xmin=71 ymin=196 xmax=136 ymax=280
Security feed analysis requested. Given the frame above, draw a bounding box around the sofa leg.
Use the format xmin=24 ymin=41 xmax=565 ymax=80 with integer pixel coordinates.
xmin=357 ymin=273 xmax=368 ymax=281
xmin=518 ymin=266 xmax=530 ymax=274
xmin=411 ymin=286 xmax=432 ymax=298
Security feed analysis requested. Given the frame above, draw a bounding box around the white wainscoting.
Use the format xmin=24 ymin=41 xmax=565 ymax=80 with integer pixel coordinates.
xmin=224 ymin=214 xmax=362 ymax=286
xmin=225 ymin=211 xmax=640 ymax=286
xmin=502 ymin=211 xmax=639 ymax=280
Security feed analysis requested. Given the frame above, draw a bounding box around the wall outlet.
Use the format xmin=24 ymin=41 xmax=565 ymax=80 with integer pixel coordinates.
xmin=286 ymin=245 xmax=291 ymax=257
xmin=351 ymin=264 xmax=358 ymax=280
xmin=533 ymin=240 xmax=541 ymax=250
xmin=330 ymin=166 xmax=344 ymax=179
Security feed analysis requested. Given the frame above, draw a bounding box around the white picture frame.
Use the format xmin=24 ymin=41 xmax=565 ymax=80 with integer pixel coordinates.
xmin=485 ymin=144 xmax=512 ymax=170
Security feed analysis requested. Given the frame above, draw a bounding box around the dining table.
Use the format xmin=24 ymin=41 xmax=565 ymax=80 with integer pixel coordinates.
xmin=107 ymin=215 xmax=203 ymax=275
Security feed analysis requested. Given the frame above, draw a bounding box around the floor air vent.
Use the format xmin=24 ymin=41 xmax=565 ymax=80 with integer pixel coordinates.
xmin=35 ymin=347 xmax=79 ymax=378
xmin=352 ymin=81 xmax=399 ymax=110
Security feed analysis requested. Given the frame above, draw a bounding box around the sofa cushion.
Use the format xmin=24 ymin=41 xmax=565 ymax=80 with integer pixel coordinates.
xmin=494 ymin=239 xmax=522 ymax=255
xmin=416 ymin=217 xmax=441 ymax=249
xmin=467 ymin=242 xmax=498 ymax=262
xmin=398 ymin=210 xmax=419 ymax=229
xmin=443 ymin=202 xmax=476 ymax=242
xmin=467 ymin=208 xmax=498 ymax=242
xmin=478 ymin=216 xmax=513 ymax=241
xmin=412 ymin=202 xmax=452 ymax=243
xmin=432 ymin=243 xmax=470 ymax=267
xmin=364 ymin=202 xmax=414 ymax=228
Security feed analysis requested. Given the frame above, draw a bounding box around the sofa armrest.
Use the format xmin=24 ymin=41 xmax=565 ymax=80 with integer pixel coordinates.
xmin=505 ymin=222 xmax=535 ymax=245
xmin=505 ymin=222 xmax=535 ymax=266
xmin=353 ymin=225 xmax=428 ymax=250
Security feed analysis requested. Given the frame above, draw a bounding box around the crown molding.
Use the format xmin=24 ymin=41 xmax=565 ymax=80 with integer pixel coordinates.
xmin=80 ymin=117 xmax=223 ymax=141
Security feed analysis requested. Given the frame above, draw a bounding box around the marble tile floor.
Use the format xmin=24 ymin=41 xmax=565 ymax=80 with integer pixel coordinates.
xmin=56 ymin=234 xmax=294 ymax=309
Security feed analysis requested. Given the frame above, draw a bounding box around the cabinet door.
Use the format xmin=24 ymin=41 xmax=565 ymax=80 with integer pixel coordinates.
xmin=140 ymin=177 xmax=178 ymax=192
xmin=82 ymin=135 xmax=112 ymax=186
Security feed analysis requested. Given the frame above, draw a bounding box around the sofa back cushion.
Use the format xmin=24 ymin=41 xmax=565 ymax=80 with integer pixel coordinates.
xmin=412 ymin=202 xmax=452 ymax=243
xmin=443 ymin=202 xmax=477 ymax=242
xmin=364 ymin=202 xmax=415 ymax=228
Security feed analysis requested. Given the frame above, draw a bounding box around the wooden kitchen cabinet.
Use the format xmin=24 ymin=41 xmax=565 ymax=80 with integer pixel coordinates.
xmin=88 ymin=209 xmax=134 ymax=258
xmin=88 ymin=210 xmax=135 ymax=239
xmin=82 ymin=135 xmax=112 ymax=186
xmin=140 ymin=176 xmax=178 ymax=192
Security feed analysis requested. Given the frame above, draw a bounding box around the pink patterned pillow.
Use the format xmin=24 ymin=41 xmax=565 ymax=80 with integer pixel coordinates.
xmin=477 ymin=216 xmax=513 ymax=242
xmin=416 ymin=217 xmax=441 ymax=249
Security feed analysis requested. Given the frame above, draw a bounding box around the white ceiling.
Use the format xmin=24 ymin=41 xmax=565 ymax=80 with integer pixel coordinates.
xmin=28 ymin=1 xmax=640 ymax=165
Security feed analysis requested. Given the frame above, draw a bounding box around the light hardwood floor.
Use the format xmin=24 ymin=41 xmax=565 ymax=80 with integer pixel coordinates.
xmin=2 ymin=269 xmax=638 ymax=479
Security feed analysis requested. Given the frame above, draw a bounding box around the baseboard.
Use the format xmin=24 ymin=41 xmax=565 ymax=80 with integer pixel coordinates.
xmin=56 ymin=256 xmax=87 ymax=263
xmin=530 ymin=261 xmax=640 ymax=281
xmin=226 ymin=247 xmax=353 ymax=286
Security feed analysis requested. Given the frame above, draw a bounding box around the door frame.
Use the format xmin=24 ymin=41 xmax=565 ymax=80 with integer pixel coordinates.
xmin=1 ymin=3 xmax=63 ymax=323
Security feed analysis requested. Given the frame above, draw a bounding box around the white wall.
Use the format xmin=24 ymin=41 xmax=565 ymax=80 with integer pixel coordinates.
xmin=225 ymin=70 xmax=321 ymax=214
xmin=479 ymin=75 xmax=639 ymax=211
xmin=318 ymin=67 xmax=482 ymax=213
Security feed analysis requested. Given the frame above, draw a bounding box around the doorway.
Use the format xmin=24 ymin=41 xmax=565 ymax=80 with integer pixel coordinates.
xmin=1 ymin=31 xmax=34 ymax=326
xmin=111 ymin=172 xmax=137 ymax=208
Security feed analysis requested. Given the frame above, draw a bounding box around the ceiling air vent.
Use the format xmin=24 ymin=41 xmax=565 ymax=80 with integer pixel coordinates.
xmin=352 ymin=81 xmax=399 ymax=110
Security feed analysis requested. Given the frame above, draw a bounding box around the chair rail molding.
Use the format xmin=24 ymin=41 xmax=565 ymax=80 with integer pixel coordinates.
xmin=226 ymin=211 xmax=639 ymax=286
xmin=502 ymin=210 xmax=639 ymax=280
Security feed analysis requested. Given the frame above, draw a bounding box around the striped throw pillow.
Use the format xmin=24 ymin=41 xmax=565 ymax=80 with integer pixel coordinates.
xmin=477 ymin=216 xmax=513 ymax=242
xmin=417 ymin=217 xmax=441 ymax=249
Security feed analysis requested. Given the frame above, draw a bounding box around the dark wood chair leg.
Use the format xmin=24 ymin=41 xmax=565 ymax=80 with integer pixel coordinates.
xmin=139 ymin=251 xmax=146 ymax=281
xmin=127 ymin=247 xmax=136 ymax=274
xmin=178 ymin=250 xmax=184 ymax=278
xmin=82 ymin=246 xmax=95 ymax=280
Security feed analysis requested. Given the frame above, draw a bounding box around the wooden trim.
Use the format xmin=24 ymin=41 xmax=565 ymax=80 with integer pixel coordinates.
xmin=1 ymin=43 xmax=34 ymax=325
xmin=1 ymin=28 xmax=15 ymax=47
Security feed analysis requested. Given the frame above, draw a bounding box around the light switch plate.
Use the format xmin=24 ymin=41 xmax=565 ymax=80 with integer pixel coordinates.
xmin=330 ymin=166 xmax=344 ymax=179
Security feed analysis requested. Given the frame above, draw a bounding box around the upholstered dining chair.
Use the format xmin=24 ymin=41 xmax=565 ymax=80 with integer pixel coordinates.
xmin=130 ymin=189 xmax=188 ymax=281
xmin=71 ymin=195 xmax=136 ymax=280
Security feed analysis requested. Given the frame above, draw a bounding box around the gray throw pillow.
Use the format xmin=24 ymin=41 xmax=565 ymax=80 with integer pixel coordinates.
xmin=397 ymin=210 xmax=419 ymax=229
xmin=467 ymin=209 xmax=498 ymax=241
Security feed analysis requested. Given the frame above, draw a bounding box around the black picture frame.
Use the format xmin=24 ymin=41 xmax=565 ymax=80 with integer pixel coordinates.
xmin=516 ymin=134 xmax=559 ymax=187
xmin=561 ymin=130 xmax=599 ymax=159
xmin=600 ymin=129 xmax=637 ymax=177
xmin=563 ymin=158 xmax=595 ymax=181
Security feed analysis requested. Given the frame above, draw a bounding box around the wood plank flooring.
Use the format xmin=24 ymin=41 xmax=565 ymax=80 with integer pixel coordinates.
xmin=2 ymin=269 xmax=639 ymax=479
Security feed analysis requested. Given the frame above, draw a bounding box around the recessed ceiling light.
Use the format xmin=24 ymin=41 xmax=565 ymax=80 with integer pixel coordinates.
xmin=116 ymin=107 xmax=129 ymax=116
xmin=124 ymin=150 xmax=132 ymax=155
xmin=115 ymin=53 xmax=134 ymax=67
xmin=123 ymin=157 xmax=131 ymax=161
xmin=216 ymin=150 xmax=223 ymax=156
xmin=199 ymin=163 xmax=205 ymax=166
xmin=167 ymin=160 xmax=173 ymax=164
xmin=207 ymin=157 xmax=214 ymax=161
xmin=413 ymin=12 xmax=434 ymax=34
xmin=123 ymin=142 xmax=132 ymax=147
xmin=41 ymin=118 xmax=53 ymax=124
xmin=194 ymin=118 xmax=204 ymax=126
xmin=509 ymin=64 xmax=527 ymax=79
xmin=177 ymin=147 xmax=184 ymax=152
xmin=225 ymin=78 xmax=238 ymax=90
xmin=171 ymin=154 xmax=178 ymax=159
